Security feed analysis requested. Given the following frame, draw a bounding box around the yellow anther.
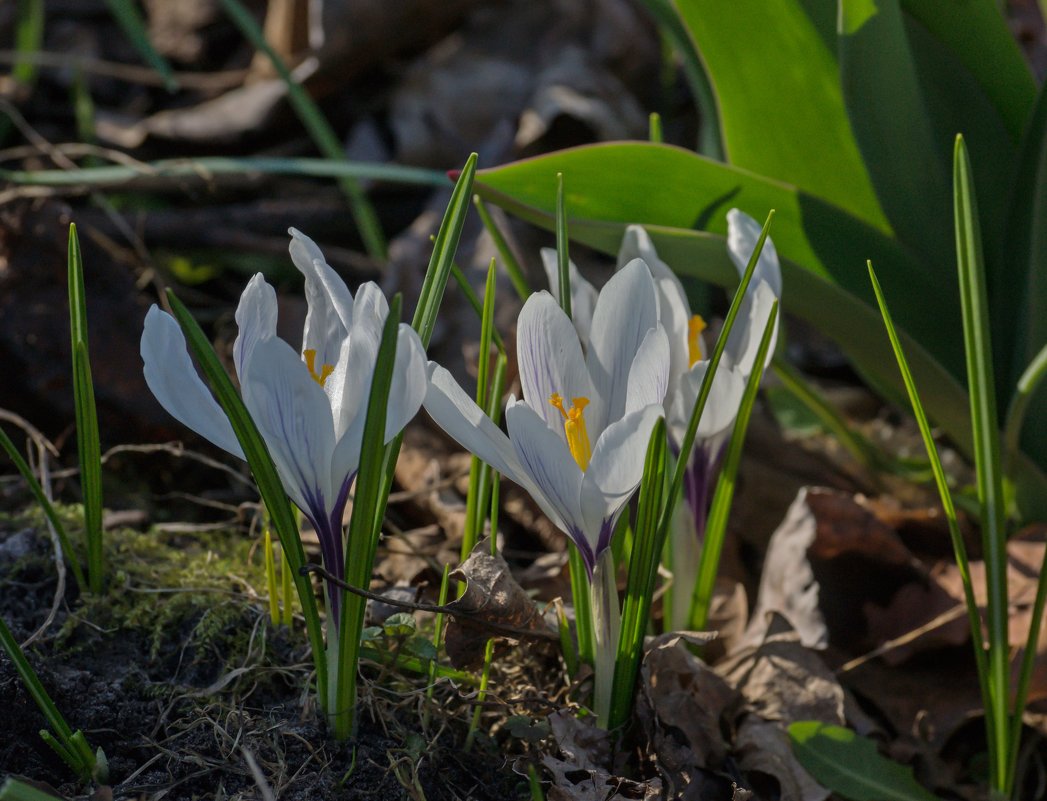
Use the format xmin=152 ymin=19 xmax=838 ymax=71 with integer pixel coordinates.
xmin=303 ymin=348 xmax=335 ymax=387
xmin=549 ymin=393 xmax=592 ymax=471
xmin=688 ymin=315 xmax=707 ymax=367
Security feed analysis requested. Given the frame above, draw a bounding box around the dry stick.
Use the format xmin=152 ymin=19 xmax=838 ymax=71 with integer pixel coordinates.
xmin=299 ymin=565 xmax=559 ymax=642
xmin=0 ymin=49 xmax=247 ymax=89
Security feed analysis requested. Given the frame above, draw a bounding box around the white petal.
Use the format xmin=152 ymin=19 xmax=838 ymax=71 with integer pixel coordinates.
xmin=618 ymin=226 xmax=692 ymax=387
xmin=329 ymin=288 xmax=385 ymax=439
xmin=141 ymin=306 xmax=244 ymax=459
xmin=580 ymin=404 xmax=663 ymax=550
xmin=385 ymin=324 xmax=428 ymax=442
xmin=233 ymin=274 xmax=278 ymax=381
xmin=586 ymin=259 xmax=658 ymax=433
xmin=423 ymin=363 xmax=526 ymax=483
xmin=240 ymin=335 xmax=338 ymax=520
xmin=669 ymin=360 xmax=745 ymax=446
xmin=624 ymin=327 xmax=670 ymax=416
xmin=516 ymin=291 xmax=594 ymax=435
xmin=726 ymin=209 xmax=783 ymax=297
xmin=540 ymin=248 xmax=598 ymax=349
xmin=727 ymin=279 xmax=779 ymax=376
xmin=351 ymin=282 xmax=389 ymax=324
xmin=505 ymin=401 xmax=585 ymax=543
xmin=288 ymin=227 xmax=353 ymax=368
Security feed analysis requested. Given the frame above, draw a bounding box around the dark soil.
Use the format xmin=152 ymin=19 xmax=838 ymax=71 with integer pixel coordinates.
xmin=0 ymin=514 xmax=534 ymax=801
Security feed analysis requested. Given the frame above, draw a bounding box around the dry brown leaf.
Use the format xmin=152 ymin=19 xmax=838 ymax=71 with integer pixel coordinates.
xmin=444 ymin=541 xmax=553 ymax=669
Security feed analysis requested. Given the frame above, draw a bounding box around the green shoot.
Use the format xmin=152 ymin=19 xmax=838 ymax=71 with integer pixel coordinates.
xmin=336 ymin=294 xmax=402 ymax=739
xmin=1003 ymin=341 xmax=1047 ymax=481
xmin=0 ymin=616 xmax=99 ymax=782
xmin=217 ymin=0 xmax=386 ymax=261
xmin=648 ymin=112 xmax=663 ymax=143
xmin=264 ymin=528 xmax=280 ymax=626
xmin=13 ymin=0 xmax=44 ymax=88
xmin=473 ymin=195 xmax=532 ymax=301
xmin=67 ymin=224 xmax=104 ymax=593
xmin=690 ymin=302 xmax=778 ymax=630
xmin=102 ymin=0 xmax=177 ymax=91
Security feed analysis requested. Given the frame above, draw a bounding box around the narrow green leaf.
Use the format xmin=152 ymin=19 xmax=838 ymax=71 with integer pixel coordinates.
xmin=789 ymin=721 xmax=939 ymax=801
xmin=102 ymin=0 xmax=177 ymax=92
xmin=609 ymin=417 xmax=667 ymax=729
xmin=555 ymin=173 xmax=572 ymax=320
xmin=449 ymin=262 xmax=506 ymax=353
xmin=0 ymin=157 xmax=447 ymax=189
xmin=954 ymin=134 xmax=1008 ymax=792
xmin=0 ymin=777 xmax=68 ymax=801
xmin=165 ymin=289 xmax=327 ymax=710
xmin=867 ymin=261 xmax=991 ymax=789
xmin=335 ymin=294 xmax=403 ymax=739
xmin=412 ymin=154 xmax=478 ymax=347
xmin=1004 ymin=341 xmax=1047 ymax=479
xmin=648 ymin=112 xmax=663 ymax=144
xmin=68 ymin=226 xmax=104 ymax=593
xmin=690 ymin=301 xmax=777 ymax=630
xmin=672 ymin=0 xmax=887 ymax=227
xmin=0 ymin=616 xmax=91 ymax=780
xmin=217 ymin=0 xmax=385 ymax=260
xmin=13 ymin=0 xmax=44 ymax=87
xmin=472 ymin=196 xmax=531 ymax=301
xmin=0 ymin=427 xmax=86 ymax=592
xmin=838 ymin=0 xmax=952 ymax=277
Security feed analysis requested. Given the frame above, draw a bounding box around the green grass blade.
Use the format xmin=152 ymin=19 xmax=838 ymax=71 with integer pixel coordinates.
xmin=555 ymin=172 xmax=572 ymax=319
xmin=0 ymin=427 xmax=86 ymax=592
xmin=102 ymin=0 xmax=177 ymax=92
xmin=609 ymin=417 xmax=667 ymax=729
xmin=0 ymin=616 xmax=92 ymax=780
xmin=217 ymin=0 xmax=385 ymax=260
xmin=67 ymin=225 xmax=104 ymax=594
xmin=954 ymin=134 xmax=1009 ymax=793
xmin=13 ymin=0 xmax=44 ymax=87
xmin=165 ymin=289 xmax=327 ymax=710
xmin=690 ymin=301 xmax=777 ymax=630
xmin=0 ymin=157 xmax=447 ymax=189
xmin=412 ymin=154 xmax=478 ymax=347
xmin=449 ymin=262 xmax=506 ymax=353
xmin=867 ymin=261 xmax=993 ymax=787
xmin=1008 ymin=542 xmax=1047 ymax=791
xmin=648 ymin=112 xmax=663 ymax=144
xmin=473 ymin=196 xmax=531 ymax=301
xmin=335 ymin=295 xmax=403 ymax=739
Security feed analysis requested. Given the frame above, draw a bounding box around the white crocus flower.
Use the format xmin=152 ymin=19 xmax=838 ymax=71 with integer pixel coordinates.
xmin=426 ymin=258 xmax=669 ymax=726
xmin=141 ymin=228 xmax=428 ymax=622
xmin=615 ymin=211 xmax=782 ymax=630
xmin=426 ymin=259 xmax=669 ymax=574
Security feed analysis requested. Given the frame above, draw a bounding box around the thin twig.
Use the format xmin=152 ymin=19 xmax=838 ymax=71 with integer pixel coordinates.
xmin=299 ymin=565 xmax=558 ymax=642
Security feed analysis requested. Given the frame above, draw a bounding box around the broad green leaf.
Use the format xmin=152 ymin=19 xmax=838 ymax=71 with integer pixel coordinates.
xmin=1003 ymin=80 xmax=1047 ymax=461
xmin=903 ymin=16 xmax=1015 ymax=296
xmin=789 ymin=721 xmax=939 ymax=801
xmin=475 ymin=143 xmax=1047 ymax=520
xmin=900 ymin=0 xmax=1036 ymax=142
xmin=672 ymin=0 xmax=888 ymax=229
xmin=838 ymin=0 xmax=952 ymax=278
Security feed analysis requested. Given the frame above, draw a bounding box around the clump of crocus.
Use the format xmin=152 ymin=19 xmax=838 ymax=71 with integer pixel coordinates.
xmin=141 ymin=228 xmax=427 ymax=717
xmin=425 ymin=259 xmax=669 ymax=725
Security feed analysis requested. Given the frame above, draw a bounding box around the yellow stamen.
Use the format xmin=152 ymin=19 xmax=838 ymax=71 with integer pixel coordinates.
xmin=303 ymin=348 xmax=335 ymax=387
xmin=549 ymin=393 xmax=592 ymax=471
xmin=688 ymin=314 xmax=707 ymax=367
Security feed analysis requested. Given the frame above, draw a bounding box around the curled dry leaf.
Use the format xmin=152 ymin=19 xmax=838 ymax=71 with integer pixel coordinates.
xmin=444 ymin=540 xmax=554 ymax=669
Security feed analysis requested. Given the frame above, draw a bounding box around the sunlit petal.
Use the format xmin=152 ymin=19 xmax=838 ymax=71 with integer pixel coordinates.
xmin=232 ymin=274 xmax=278 ymax=382
xmin=240 ymin=335 xmax=337 ymax=521
xmin=580 ymin=404 xmax=663 ymax=552
xmin=726 ymin=279 xmax=779 ymax=376
xmin=586 ymin=259 xmax=658 ymax=433
xmin=141 ymin=306 xmax=244 ymax=459
xmin=624 ymin=327 xmax=670 ymax=416
xmin=669 ymin=359 xmax=745 ymax=446
xmin=505 ymin=400 xmax=585 ymax=547
xmin=618 ymin=225 xmax=692 ymax=385
xmin=516 ymin=292 xmax=594 ymax=435
xmin=725 ymin=209 xmax=782 ymax=375
xmin=288 ymin=227 xmax=354 ymax=368
xmin=540 ymin=248 xmax=598 ymax=348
